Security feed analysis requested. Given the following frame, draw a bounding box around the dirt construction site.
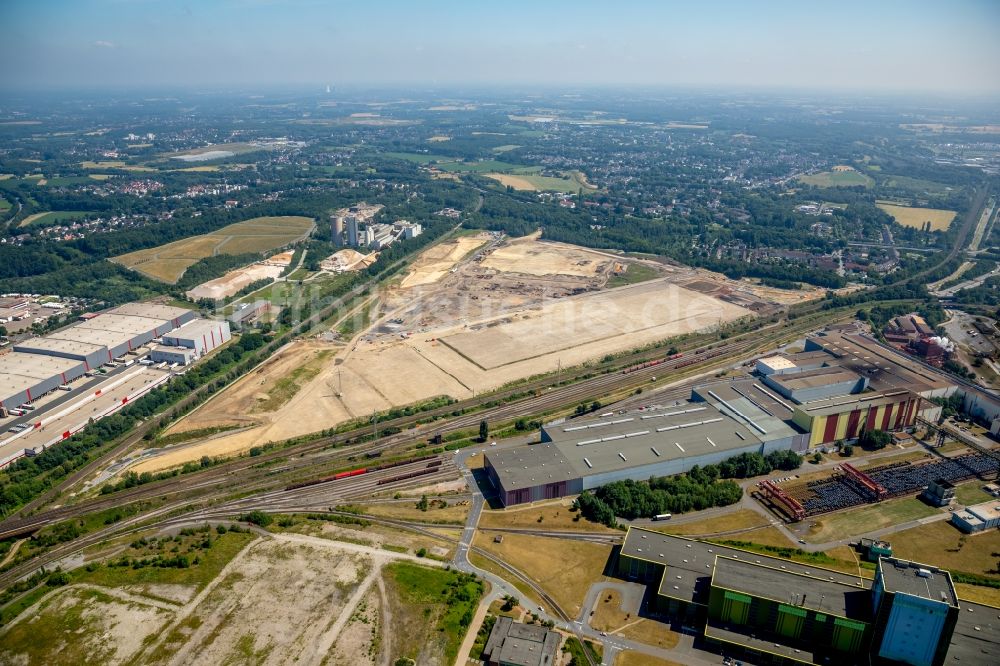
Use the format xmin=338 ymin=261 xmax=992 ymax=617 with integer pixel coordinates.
xmin=136 ymin=233 xmax=792 ymax=473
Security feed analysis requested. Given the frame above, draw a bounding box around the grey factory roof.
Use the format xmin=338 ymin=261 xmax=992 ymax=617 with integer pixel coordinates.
xmin=74 ymin=313 xmax=168 ymax=335
xmin=14 ymin=336 xmax=108 ymax=358
xmin=44 ymin=328 xmax=142 ymax=350
xmin=553 ymin=403 xmax=767 ymax=468
xmin=493 ymin=394 xmax=801 ymax=492
xmin=619 ymin=528 xmax=870 ymax=605
xmin=703 ymin=621 xmax=821 ymax=665
xmin=105 ymin=302 xmax=192 ymax=321
xmin=793 ymin=390 xmax=916 ymax=418
xmin=693 ymin=379 xmax=801 ymax=428
xmin=713 ymin=555 xmax=870 ymax=620
xmin=0 ymin=352 xmax=84 ymax=380
xmin=765 ymin=367 xmax=861 ymax=393
xmin=485 ymin=441 xmax=579 ymax=492
xmin=695 ymin=378 xmax=796 ymax=421
xmin=780 ymin=349 xmax=839 ymax=368
xmin=166 ymin=318 xmax=229 ymax=341
xmin=808 ymin=332 xmax=953 ymax=394
xmin=878 ymin=558 xmax=958 ymax=607
xmin=483 ymin=617 xmax=560 ymax=666
xmin=0 ymin=352 xmax=83 ymax=401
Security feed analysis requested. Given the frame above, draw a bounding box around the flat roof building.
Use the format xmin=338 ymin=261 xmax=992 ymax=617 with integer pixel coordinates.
xmin=486 ymin=396 xmax=807 ymax=506
xmin=950 ymin=500 xmax=1000 ymax=533
xmin=872 ymin=558 xmax=959 ymax=666
xmin=481 ymin=617 xmax=560 ymax=666
xmin=616 ymin=528 xmax=976 ymax=666
xmin=162 ymin=319 xmax=232 ymax=355
xmin=0 ymin=352 xmax=86 ymax=409
xmin=4 ymin=302 xmax=194 ymax=407
xmin=763 ymin=367 xmax=867 ymax=404
xmin=791 ymin=390 xmax=922 ymax=448
xmin=150 ymin=345 xmax=196 ymax=366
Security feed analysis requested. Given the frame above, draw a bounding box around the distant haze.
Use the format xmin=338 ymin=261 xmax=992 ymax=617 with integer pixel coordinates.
xmin=1 ymin=0 xmax=998 ymax=94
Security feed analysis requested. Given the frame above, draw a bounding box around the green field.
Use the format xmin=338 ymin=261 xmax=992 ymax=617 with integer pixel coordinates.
xmin=438 ymin=159 xmax=528 ymax=173
xmin=384 ymin=562 xmax=484 ymax=665
xmin=0 ymin=196 xmax=10 ymax=212
xmin=881 ymin=174 xmax=954 ymax=196
xmin=18 ymin=210 xmax=90 ymax=228
xmin=606 ymin=262 xmax=661 ymax=288
xmin=805 ymin=496 xmax=940 ymax=543
xmin=113 ymin=215 xmax=315 ymax=283
xmin=43 ymin=175 xmax=100 ymax=187
xmin=798 ymin=170 xmax=873 ymax=188
xmin=384 ymin=151 xmax=451 ymax=164
xmin=484 ymin=171 xmax=585 ymax=193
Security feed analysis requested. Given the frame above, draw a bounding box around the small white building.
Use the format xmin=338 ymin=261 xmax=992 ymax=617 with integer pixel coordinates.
xmin=951 ymin=500 xmax=1000 ymax=533
xmin=161 ymin=319 xmax=232 ymax=355
xmin=755 ymin=356 xmax=797 ymax=376
xmin=150 ymin=345 xmax=196 ymax=366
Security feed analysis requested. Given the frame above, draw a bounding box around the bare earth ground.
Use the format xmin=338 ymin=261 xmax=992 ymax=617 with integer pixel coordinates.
xmin=0 ymin=535 xmax=454 ymax=666
xmin=136 ymin=236 xmax=763 ymax=473
xmin=399 ymin=234 xmax=489 ymax=288
xmin=0 ymin=585 xmax=173 ymax=666
xmin=185 ymin=262 xmax=284 ymax=300
xmin=146 ymin=538 xmax=373 ymax=665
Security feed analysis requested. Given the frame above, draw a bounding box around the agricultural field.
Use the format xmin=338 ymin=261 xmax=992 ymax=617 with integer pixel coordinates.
xmin=80 ymin=160 xmax=157 ymax=172
xmin=0 ymin=195 xmax=10 ymax=211
xmin=18 ymin=210 xmax=90 ymax=228
xmin=876 ymin=201 xmax=957 ymax=231
xmin=485 ymin=169 xmax=594 ymax=193
xmin=113 ymin=215 xmax=314 ymax=283
xmin=798 ymin=169 xmax=873 ymax=188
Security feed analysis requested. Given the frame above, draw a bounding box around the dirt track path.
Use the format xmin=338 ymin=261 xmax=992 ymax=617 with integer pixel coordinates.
xmin=308 ymin=564 xmax=381 ymax=666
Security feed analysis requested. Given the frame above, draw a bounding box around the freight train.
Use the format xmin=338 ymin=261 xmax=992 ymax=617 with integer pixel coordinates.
xmin=284 ymin=454 xmax=439 ymax=491
xmin=621 ymin=353 xmax=682 ymax=374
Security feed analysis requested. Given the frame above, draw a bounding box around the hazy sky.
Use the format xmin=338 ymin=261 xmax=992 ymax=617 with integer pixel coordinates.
xmin=1 ymin=0 xmax=998 ymax=93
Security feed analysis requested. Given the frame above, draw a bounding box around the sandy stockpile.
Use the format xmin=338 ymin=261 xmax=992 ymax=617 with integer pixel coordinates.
xmin=321 ymin=248 xmax=376 ymax=272
xmin=399 ymin=235 xmax=488 ymax=288
xmin=151 ymin=539 xmax=372 ymax=665
xmin=481 ymin=238 xmax=612 ymax=277
xmin=443 ymin=279 xmax=745 ymax=369
xmin=185 ymin=262 xmax=283 ymax=300
xmin=265 ymin=250 xmax=295 ymax=266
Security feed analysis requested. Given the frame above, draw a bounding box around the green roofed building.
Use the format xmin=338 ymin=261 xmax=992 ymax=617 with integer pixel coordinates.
xmin=615 ymin=527 xmax=991 ymax=666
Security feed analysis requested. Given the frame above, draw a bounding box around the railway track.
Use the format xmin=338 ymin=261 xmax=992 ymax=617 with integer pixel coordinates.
xmin=0 ymin=304 xmax=848 ymax=538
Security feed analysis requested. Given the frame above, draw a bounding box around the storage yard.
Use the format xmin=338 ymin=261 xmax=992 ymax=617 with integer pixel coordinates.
xmin=137 ymin=235 xmax=773 ymax=471
xmin=0 ymin=303 xmax=237 ymax=468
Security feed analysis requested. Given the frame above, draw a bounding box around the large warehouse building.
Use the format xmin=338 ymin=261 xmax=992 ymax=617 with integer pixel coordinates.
xmin=485 ymin=391 xmax=807 ymax=506
xmin=0 ymin=353 xmax=87 ymax=410
xmin=615 ymin=528 xmax=983 ymax=666
xmin=162 ymin=318 xmax=232 ymax=355
xmin=1 ymin=303 xmax=195 ymax=410
xmin=486 ymin=330 xmax=956 ymax=507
